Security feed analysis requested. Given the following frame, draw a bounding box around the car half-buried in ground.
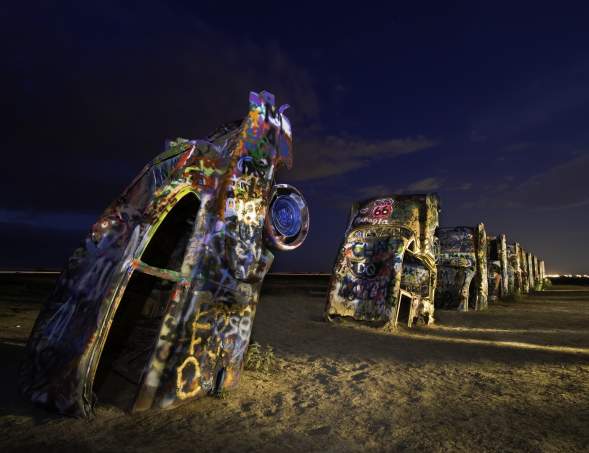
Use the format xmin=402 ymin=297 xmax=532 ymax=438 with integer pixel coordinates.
xmin=20 ymin=91 xmax=309 ymax=417
xmin=325 ymin=194 xmax=440 ymax=329
xmin=435 ymin=224 xmax=488 ymax=311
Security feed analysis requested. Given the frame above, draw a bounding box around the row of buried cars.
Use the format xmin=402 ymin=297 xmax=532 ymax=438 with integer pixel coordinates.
xmin=325 ymin=194 xmax=547 ymax=330
xmin=19 ymin=91 xmax=546 ymax=417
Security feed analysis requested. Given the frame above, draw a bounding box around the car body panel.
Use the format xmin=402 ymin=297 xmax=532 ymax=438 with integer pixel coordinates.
xmin=435 ymin=223 xmax=488 ymax=311
xmin=20 ymin=91 xmax=308 ymax=416
xmin=325 ymin=194 xmax=439 ymax=328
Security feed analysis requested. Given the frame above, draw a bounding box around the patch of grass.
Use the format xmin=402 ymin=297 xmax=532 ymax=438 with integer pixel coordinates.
xmin=244 ymin=342 xmax=277 ymax=374
xmin=215 ymin=389 xmax=230 ymax=399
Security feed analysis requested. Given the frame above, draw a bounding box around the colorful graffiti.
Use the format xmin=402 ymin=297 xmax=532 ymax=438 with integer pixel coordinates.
xmin=325 ymin=194 xmax=439 ymax=329
xmin=486 ymin=236 xmax=500 ymax=303
xmin=507 ymin=243 xmax=522 ymax=295
xmin=530 ymin=254 xmax=545 ymax=290
xmin=519 ymin=246 xmax=530 ymax=294
xmin=497 ymin=234 xmax=509 ymax=297
xmin=527 ymin=252 xmax=535 ymax=293
xmin=435 ymin=223 xmax=488 ymax=311
xmin=20 ymin=91 xmax=309 ymax=417
xmin=483 ymin=238 xmax=547 ymax=299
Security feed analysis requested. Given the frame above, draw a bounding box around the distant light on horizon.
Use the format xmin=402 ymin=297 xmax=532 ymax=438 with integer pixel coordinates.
xmin=547 ymin=274 xmax=589 ymax=278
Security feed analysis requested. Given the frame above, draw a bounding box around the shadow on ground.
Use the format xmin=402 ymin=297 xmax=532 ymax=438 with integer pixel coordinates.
xmin=1 ymin=277 xmax=588 ymax=452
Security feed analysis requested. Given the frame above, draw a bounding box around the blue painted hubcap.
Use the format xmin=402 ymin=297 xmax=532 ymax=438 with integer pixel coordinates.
xmin=271 ymin=196 xmax=301 ymax=237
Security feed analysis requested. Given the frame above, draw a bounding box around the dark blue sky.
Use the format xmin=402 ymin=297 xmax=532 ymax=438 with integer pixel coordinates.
xmin=2 ymin=1 xmax=589 ymax=273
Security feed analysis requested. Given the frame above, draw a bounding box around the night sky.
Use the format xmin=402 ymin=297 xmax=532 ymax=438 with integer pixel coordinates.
xmin=3 ymin=2 xmax=589 ymax=274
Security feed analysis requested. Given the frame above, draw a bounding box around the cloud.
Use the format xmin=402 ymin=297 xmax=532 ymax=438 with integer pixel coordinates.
xmin=400 ymin=176 xmax=444 ymax=193
xmin=455 ymin=182 xmax=472 ymax=191
xmin=355 ymin=184 xmax=394 ymax=199
xmin=467 ymin=152 xmax=589 ymax=211
xmin=350 ymin=177 xmax=449 ymax=202
xmin=3 ymin=1 xmax=438 ymax=209
xmin=470 ymin=59 xmax=589 ymax=142
xmin=288 ymin=136 xmax=437 ymax=181
xmin=0 ymin=209 xmax=97 ymax=231
xmin=508 ymin=153 xmax=589 ymax=210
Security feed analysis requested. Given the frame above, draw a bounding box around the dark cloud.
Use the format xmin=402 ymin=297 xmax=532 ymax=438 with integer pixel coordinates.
xmin=289 ymin=136 xmax=437 ymax=181
xmin=400 ymin=176 xmax=444 ymax=193
xmin=509 ymin=153 xmax=589 ymax=210
xmin=2 ymin=2 xmax=589 ymax=273
xmin=470 ymin=59 xmax=589 ymax=142
xmin=0 ymin=223 xmax=83 ymax=269
xmin=355 ymin=184 xmax=395 ymax=199
xmin=0 ymin=209 xmax=98 ymax=231
xmin=465 ymin=153 xmax=589 ymax=212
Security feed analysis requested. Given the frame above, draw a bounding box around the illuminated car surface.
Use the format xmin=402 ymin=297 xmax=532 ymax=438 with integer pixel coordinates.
xmin=325 ymin=194 xmax=439 ymax=329
xmin=435 ymin=224 xmax=488 ymax=311
xmin=20 ymin=91 xmax=309 ymax=417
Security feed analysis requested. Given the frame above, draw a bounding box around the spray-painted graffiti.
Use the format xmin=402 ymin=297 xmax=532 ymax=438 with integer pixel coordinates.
xmin=481 ymin=234 xmax=550 ymax=301
xmin=326 ymin=194 xmax=439 ymax=329
xmin=497 ymin=234 xmax=509 ymax=297
xmin=527 ymin=252 xmax=535 ymax=293
xmin=20 ymin=91 xmax=309 ymax=417
xmin=435 ymin=224 xmax=488 ymax=311
xmin=539 ymin=260 xmax=546 ymax=286
xmin=486 ymin=234 xmax=509 ymax=302
xmin=507 ymin=243 xmax=522 ymax=295
xmin=519 ymin=247 xmax=529 ymax=294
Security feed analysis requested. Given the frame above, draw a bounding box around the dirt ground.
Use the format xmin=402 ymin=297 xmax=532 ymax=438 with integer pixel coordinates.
xmin=1 ymin=275 xmax=588 ymax=452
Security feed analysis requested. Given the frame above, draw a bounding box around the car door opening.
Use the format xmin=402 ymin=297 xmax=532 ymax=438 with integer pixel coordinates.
xmin=93 ymin=193 xmax=200 ymax=410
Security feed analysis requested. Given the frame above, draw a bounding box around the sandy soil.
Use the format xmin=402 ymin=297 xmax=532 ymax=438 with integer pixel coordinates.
xmin=1 ymin=276 xmax=588 ymax=452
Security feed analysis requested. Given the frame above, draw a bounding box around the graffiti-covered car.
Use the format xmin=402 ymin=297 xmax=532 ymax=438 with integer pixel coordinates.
xmin=325 ymin=194 xmax=440 ymax=329
xmin=539 ymin=260 xmax=546 ymax=287
xmin=20 ymin=91 xmax=309 ymax=417
xmin=519 ymin=246 xmax=530 ymax=294
xmin=507 ymin=242 xmax=523 ymax=295
xmin=527 ymin=252 xmax=535 ymax=292
xmin=435 ymin=224 xmax=488 ymax=311
xmin=487 ymin=234 xmax=508 ymax=302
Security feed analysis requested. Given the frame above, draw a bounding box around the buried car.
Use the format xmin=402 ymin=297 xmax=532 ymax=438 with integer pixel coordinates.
xmin=519 ymin=246 xmax=530 ymax=294
xmin=435 ymin=224 xmax=488 ymax=311
xmin=325 ymin=194 xmax=440 ymax=329
xmin=507 ymin=242 xmax=523 ymax=295
xmin=20 ymin=91 xmax=309 ymax=417
xmin=487 ymin=234 xmax=508 ymax=303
